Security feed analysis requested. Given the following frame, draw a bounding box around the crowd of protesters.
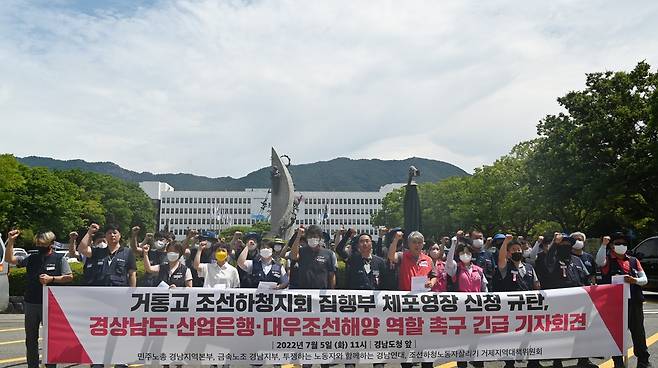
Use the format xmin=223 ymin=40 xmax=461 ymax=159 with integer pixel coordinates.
xmin=2 ymin=223 xmax=652 ymax=368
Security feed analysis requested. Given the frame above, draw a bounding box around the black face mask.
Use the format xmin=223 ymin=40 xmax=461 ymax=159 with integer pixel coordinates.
xmin=511 ymin=252 xmax=524 ymax=262
xmin=38 ymin=246 xmax=51 ymax=255
xmin=557 ymin=245 xmax=571 ymax=260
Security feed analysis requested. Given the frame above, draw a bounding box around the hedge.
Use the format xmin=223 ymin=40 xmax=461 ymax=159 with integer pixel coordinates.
xmin=8 ymin=258 xmax=347 ymax=296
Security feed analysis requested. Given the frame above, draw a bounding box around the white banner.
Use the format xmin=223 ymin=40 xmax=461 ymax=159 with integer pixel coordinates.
xmin=43 ymin=285 xmax=628 ymax=365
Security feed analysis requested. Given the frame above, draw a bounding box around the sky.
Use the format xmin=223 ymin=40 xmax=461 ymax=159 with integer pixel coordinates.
xmin=1 ymin=0 xmax=657 ymax=178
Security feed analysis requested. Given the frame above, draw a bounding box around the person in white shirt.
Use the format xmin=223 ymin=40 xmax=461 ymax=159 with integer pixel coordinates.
xmin=194 ymin=241 xmax=240 ymax=289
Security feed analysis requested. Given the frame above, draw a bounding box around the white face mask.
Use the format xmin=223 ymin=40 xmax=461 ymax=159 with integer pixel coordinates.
xmin=307 ymin=238 xmax=320 ymax=248
xmin=167 ymin=252 xmax=179 ymax=262
xmin=573 ymin=240 xmax=584 ymax=250
xmin=459 ymin=253 xmax=472 ymax=264
xmin=471 ymin=239 xmax=484 ymax=248
xmin=260 ymin=248 xmax=273 ymax=259
xmin=273 ymin=244 xmax=282 ymax=252
xmin=614 ymin=245 xmax=627 ymax=255
xmin=94 ymin=241 xmax=108 ymax=249
xmin=154 ymin=240 xmax=166 ymax=250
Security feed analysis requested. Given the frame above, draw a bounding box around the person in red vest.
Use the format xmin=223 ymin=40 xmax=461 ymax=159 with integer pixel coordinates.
xmin=388 ymin=230 xmax=436 ymax=368
xmin=597 ymin=232 xmax=652 ymax=368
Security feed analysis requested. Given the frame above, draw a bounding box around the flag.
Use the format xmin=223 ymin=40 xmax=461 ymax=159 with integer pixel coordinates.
xmin=323 ymin=205 xmax=329 ymax=220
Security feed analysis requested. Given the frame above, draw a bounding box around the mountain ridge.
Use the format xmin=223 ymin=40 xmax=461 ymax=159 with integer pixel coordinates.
xmin=17 ymin=155 xmax=469 ymax=191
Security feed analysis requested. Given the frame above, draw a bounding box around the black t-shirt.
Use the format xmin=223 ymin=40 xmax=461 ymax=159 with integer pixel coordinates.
xmin=187 ymin=247 xmax=212 ymax=287
xmin=141 ymin=250 xmax=167 ymax=286
xmin=18 ymin=252 xmax=70 ymax=304
xmin=294 ymin=246 xmax=336 ymax=289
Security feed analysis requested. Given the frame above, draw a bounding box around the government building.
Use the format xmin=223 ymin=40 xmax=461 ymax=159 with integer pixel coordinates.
xmin=139 ymin=181 xmax=404 ymax=240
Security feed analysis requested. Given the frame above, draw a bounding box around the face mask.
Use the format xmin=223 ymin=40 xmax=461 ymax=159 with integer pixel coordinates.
xmin=430 ymin=249 xmax=440 ymax=258
xmin=557 ymin=245 xmax=571 ymax=260
xmin=260 ymin=248 xmax=273 ymax=258
xmin=573 ymin=240 xmax=584 ymax=250
xmin=154 ymin=240 xmax=166 ymax=250
xmin=94 ymin=242 xmax=108 ymax=249
xmin=472 ymin=239 xmax=484 ymax=248
xmin=614 ymin=244 xmax=627 ymax=255
xmin=248 ymin=242 xmax=257 ymax=251
xmin=511 ymin=252 xmax=524 ymax=262
xmin=38 ymin=246 xmax=51 ymax=255
xmin=523 ymin=249 xmax=532 ymax=258
xmin=215 ymin=250 xmax=228 ymax=263
xmin=459 ymin=253 xmax=472 ymax=264
xmin=486 ymin=247 xmax=496 ymax=254
xmin=273 ymin=244 xmax=282 ymax=252
xmin=167 ymin=252 xmax=179 ymax=262
xmin=307 ymin=238 xmax=320 ymax=248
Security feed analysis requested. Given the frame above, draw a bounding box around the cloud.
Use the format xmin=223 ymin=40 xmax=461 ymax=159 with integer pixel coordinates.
xmin=0 ymin=0 xmax=657 ymax=176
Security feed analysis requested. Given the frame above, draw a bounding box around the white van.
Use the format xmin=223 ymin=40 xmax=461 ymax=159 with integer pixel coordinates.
xmin=0 ymin=234 xmax=9 ymax=311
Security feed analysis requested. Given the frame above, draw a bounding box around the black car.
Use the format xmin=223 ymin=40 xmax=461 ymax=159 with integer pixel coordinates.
xmin=631 ymin=236 xmax=658 ymax=290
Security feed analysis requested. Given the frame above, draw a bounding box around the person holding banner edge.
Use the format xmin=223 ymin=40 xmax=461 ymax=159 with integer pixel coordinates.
xmin=597 ymin=232 xmax=652 ymax=368
xmin=3 ymin=229 xmax=73 ymax=368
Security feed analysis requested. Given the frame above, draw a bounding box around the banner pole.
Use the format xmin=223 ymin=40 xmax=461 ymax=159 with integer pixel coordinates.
xmin=42 ymin=285 xmax=49 ymax=364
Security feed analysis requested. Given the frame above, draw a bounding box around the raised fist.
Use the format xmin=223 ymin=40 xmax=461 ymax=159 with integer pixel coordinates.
xmin=131 ymin=226 xmax=140 ymax=236
xmin=456 ymin=230 xmax=464 ymax=237
xmin=88 ymin=223 xmax=100 ymax=235
xmin=394 ymin=231 xmax=404 ymax=241
xmin=69 ymin=231 xmax=78 ymax=241
xmin=8 ymin=229 xmax=20 ymax=241
xmin=296 ymin=227 xmax=305 ymax=237
xmin=505 ymin=234 xmax=513 ymax=241
xmin=602 ymin=236 xmax=611 ymax=246
xmin=187 ymin=229 xmax=198 ymax=239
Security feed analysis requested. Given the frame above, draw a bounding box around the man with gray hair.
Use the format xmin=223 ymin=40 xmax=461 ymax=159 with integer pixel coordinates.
xmin=387 ymin=230 xmax=437 ymax=292
xmin=388 ymin=230 xmax=436 ymax=368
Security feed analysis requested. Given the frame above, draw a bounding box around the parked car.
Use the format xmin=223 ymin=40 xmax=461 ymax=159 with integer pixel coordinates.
xmin=13 ymin=247 xmax=28 ymax=258
xmin=631 ymin=236 xmax=658 ymax=290
xmin=1 ymin=235 xmax=8 ymax=311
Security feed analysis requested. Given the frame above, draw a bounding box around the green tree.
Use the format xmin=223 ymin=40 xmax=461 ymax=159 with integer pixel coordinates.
xmin=11 ymin=166 xmax=85 ymax=244
xmin=0 ymin=154 xmax=26 ymax=231
xmin=529 ymin=61 xmax=658 ymax=237
xmin=56 ymin=170 xmax=156 ymax=235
